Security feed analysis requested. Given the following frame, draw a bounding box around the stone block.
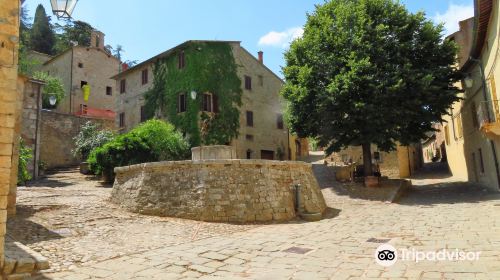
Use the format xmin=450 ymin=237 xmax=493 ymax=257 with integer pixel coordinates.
xmin=13 ymin=257 xmax=35 ymax=273
xmin=3 ymin=256 xmax=16 ymax=274
xmin=0 ymin=127 xmax=15 ymax=143
xmin=6 ymin=273 xmax=32 ymax=280
xmin=0 ymin=144 xmax=12 ymax=156
xmin=0 ymin=156 xmax=12 ymax=169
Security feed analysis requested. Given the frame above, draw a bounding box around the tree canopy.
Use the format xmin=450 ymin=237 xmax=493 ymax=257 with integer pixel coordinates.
xmin=281 ymin=0 xmax=460 ymax=175
xmin=53 ymin=20 xmax=94 ymax=53
xmin=30 ymin=4 xmax=55 ymax=54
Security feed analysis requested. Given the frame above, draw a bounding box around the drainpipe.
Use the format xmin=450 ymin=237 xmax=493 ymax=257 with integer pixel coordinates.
xmin=470 ymin=57 xmax=500 ymax=189
xmin=33 ymin=83 xmax=42 ymax=178
xmin=407 ymin=146 xmax=412 ymax=177
xmin=69 ymin=48 xmax=74 ymax=113
xmin=295 ymin=184 xmax=302 ymax=213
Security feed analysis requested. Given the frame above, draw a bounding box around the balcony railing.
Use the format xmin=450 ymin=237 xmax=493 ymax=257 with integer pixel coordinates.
xmin=477 ymin=100 xmax=500 ymax=127
xmin=477 ymin=100 xmax=500 ymax=138
xmin=75 ymin=105 xmax=116 ymax=120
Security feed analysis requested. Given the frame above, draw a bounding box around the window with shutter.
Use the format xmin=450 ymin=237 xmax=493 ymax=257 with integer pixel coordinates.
xmin=245 ymin=75 xmax=252 ymax=90
xmin=178 ymin=93 xmax=187 ymax=113
xmin=246 ymin=111 xmax=254 ymax=127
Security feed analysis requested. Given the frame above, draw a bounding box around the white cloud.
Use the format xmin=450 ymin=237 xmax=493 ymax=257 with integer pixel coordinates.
xmin=258 ymin=27 xmax=304 ymax=48
xmin=433 ymin=3 xmax=474 ymax=36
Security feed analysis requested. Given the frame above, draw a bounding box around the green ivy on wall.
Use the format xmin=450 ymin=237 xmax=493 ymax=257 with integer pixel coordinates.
xmin=144 ymin=42 xmax=243 ymax=146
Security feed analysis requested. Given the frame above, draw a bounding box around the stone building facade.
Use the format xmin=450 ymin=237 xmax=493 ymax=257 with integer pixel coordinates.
xmin=444 ymin=0 xmax=500 ymax=191
xmin=41 ymin=31 xmax=120 ymax=118
xmin=113 ymin=41 xmax=306 ymax=160
xmin=0 ymin=0 xmax=22 ymax=269
xmin=329 ymin=144 xmax=423 ymax=178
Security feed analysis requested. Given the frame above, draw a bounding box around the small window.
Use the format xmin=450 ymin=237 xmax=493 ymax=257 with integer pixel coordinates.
xmin=471 ymin=102 xmax=479 ymax=128
xmin=258 ymin=75 xmax=263 ymax=86
xmin=456 ymin=114 xmax=463 ymax=139
xmin=245 ymin=134 xmax=254 ymax=141
xmin=202 ymin=93 xmax=213 ymax=112
xmin=140 ymin=106 xmax=147 ymax=122
xmin=106 ymin=86 xmax=112 ymax=96
xmin=178 ymin=51 xmax=186 ymax=69
xmin=78 ymin=63 xmax=84 ymax=68
xmin=246 ymin=149 xmax=252 ymax=159
xmin=245 ymin=75 xmax=252 ymax=90
xmin=277 ymin=114 xmax=284 ymax=129
xmin=120 ymin=79 xmax=126 ymax=94
xmin=141 ymin=69 xmax=148 ymax=85
xmin=80 ymin=104 xmax=88 ymax=114
xmin=119 ymin=112 xmax=125 ymax=128
xmin=478 ymin=148 xmax=485 ymax=174
xmin=178 ymin=92 xmax=187 ymax=113
xmin=81 ymin=81 xmax=88 ymax=88
xmin=444 ymin=125 xmax=450 ymax=145
xmin=246 ymin=111 xmax=254 ymax=127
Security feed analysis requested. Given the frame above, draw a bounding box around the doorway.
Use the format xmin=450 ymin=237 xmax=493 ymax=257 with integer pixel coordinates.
xmin=261 ymin=150 xmax=274 ymax=160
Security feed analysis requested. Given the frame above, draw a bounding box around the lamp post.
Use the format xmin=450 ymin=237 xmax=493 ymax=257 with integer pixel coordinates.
xmin=48 ymin=94 xmax=57 ymax=107
xmin=50 ymin=0 xmax=79 ymax=19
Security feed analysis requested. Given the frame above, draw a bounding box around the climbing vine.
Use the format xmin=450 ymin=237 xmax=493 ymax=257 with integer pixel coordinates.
xmin=144 ymin=42 xmax=243 ymax=146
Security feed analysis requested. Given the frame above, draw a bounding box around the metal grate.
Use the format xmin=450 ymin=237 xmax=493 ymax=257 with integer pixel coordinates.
xmin=282 ymin=246 xmax=314 ymax=255
xmin=366 ymin=238 xmax=391 ymax=243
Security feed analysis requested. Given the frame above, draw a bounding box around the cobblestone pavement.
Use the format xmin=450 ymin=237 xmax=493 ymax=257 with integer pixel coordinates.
xmin=17 ymin=164 xmax=500 ymax=279
xmin=8 ymin=168 xmax=258 ymax=274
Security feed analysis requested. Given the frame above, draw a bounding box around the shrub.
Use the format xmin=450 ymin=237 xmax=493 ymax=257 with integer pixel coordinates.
xmin=18 ymin=138 xmax=32 ymax=185
xmin=88 ymin=120 xmax=190 ymax=178
xmin=73 ymin=121 xmax=114 ymax=161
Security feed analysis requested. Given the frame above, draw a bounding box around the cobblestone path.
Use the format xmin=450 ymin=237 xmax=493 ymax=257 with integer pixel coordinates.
xmin=11 ymin=163 xmax=500 ymax=279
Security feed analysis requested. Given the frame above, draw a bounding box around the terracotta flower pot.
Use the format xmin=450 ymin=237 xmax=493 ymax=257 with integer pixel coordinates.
xmin=79 ymin=162 xmax=90 ymax=175
xmin=365 ymin=176 xmax=379 ymax=188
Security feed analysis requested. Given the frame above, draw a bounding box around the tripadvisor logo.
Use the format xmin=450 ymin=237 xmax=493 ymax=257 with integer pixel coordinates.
xmin=375 ymin=244 xmax=481 ymax=267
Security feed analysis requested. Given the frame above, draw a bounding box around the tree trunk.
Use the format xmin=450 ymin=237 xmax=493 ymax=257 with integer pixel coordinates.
xmin=362 ymin=143 xmax=373 ymax=177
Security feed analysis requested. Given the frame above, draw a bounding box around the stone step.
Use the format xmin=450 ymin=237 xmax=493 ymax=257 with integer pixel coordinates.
xmin=3 ymin=237 xmax=50 ymax=278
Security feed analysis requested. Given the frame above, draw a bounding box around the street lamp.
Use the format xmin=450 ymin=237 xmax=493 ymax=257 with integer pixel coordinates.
xmin=464 ymin=74 xmax=474 ymax=89
xmin=48 ymin=94 xmax=57 ymax=106
xmin=50 ymin=0 xmax=79 ymax=19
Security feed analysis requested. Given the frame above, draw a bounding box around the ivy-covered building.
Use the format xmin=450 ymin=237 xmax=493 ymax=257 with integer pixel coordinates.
xmin=112 ymin=40 xmax=306 ymax=160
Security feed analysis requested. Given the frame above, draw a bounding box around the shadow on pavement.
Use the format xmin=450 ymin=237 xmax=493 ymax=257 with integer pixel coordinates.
xmin=398 ymin=161 xmax=500 ymax=205
xmin=7 ymin=205 xmax=65 ymax=245
xmin=399 ymin=182 xmax=500 ymax=206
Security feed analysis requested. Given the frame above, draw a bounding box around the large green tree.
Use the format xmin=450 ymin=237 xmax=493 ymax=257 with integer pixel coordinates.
xmin=30 ymin=4 xmax=55 ymax=55
xmin=282 ymin=0 xmax=460 ymax=176
xmin=53 ymin=20 xmax=94 ymax=53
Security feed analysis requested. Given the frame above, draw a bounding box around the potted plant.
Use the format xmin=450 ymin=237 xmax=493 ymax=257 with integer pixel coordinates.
xmin=38 ymin=161 xmax=47 ymax=177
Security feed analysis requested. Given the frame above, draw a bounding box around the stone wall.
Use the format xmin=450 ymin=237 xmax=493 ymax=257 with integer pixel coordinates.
xmin=20 ymin=80 xmax=44 ymax=179
xmin=0 ymin=0 xmax=21 ymax=269
xmin=40 ymin=111 xmax=115 ymax=169
xmin=112 ymin=160 xmax=327 ymax=223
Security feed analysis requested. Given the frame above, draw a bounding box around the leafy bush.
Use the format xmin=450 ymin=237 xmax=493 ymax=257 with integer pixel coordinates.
xmin=33 ymin=71 xmax=65 ymax=109
xmin=73 ymin=121 xmax=114 ymax=161
xmin=88 ymin=120 xmax=190 ymax=178
xmin=18 ymin=138 xmax=33 ymax=185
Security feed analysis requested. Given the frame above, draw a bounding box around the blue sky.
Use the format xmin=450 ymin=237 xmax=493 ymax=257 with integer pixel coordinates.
xmin=25 ymin=0 xmax=473 ymax=77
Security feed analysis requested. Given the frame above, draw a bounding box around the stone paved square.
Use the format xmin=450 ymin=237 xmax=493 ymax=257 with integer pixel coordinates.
xmin=5 ymin=163 xmax=499 ymax=279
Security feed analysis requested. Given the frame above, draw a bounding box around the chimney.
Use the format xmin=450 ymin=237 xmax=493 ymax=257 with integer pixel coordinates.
xmin=121 ymin=63 xmax=129 ymax=72
xmin=258 ymin=51 xmax=263 ymax=64
xmin=90 ymin=30 xmax=105 ymax=50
